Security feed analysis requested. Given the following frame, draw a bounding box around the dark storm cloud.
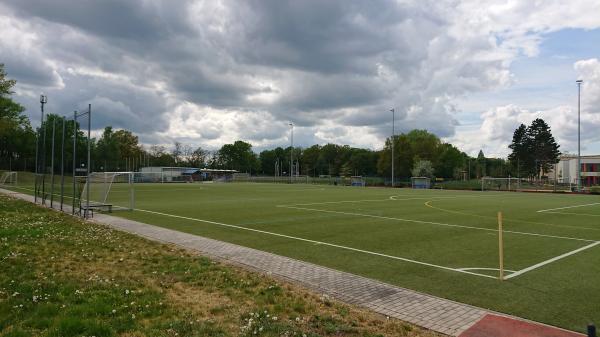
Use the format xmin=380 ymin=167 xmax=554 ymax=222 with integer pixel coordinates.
xmin=2 ymin=0 xmax=193 ymax=41
xmin=0 ymin=0 xmax=520 ymax=149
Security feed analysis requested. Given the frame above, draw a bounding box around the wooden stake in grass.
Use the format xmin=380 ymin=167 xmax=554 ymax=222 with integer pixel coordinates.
xmin=498 ymin=211 xmax=504 ymax=281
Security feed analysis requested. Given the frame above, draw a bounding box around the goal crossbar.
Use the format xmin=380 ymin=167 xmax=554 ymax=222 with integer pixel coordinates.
xmin=481 ymin=177 xmax=522 ymax=191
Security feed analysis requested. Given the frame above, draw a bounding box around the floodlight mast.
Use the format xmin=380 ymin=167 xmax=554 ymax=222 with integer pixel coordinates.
xmin=576 ymin=80 xmax=583 ymax=192
xmin=289 ymin=123 xmax=294 ymax=182
xmin=39 ymin=94 xmax=48 ymax=204
xmin=390 ymin=108 xmax=395 ymax=188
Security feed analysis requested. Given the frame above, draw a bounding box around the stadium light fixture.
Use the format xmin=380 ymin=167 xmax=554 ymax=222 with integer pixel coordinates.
xmin=576 ymin=80 xmax=583 ymax=191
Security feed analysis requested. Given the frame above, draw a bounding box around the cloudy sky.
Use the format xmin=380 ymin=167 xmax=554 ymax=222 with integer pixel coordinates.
xmin=1 ymin=0 xmax=600 ymax=157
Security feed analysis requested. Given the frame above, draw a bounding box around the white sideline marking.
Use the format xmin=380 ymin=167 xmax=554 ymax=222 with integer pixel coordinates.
xmin=537 ymin=202 xmax=600 ymax=213
xmin=504 ymin=241 xmax=600 ymax=280
xmin=132 ymin=207 xmax=498 ymax=279
xmin=279 ymin=205 xmax=596 ymax=243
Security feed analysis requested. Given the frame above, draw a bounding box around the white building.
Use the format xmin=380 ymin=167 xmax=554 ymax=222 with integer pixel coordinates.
xmin=549 ymin=155 xmax=600 ymax=186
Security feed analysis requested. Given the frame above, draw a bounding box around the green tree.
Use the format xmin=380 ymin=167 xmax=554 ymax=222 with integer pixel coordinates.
xmin=189 ymin=146 xmax=209 ymax=168
xmin=435 ymin=143 xmax=465 ymax=178
xmin=476 ymin=150 xmax=486 ymax=178
xmin=216 ymin=140 xmax=259 ymax=173
xmin=508 ymin=124 xmax=530 ymax=178
xmin=508 ymin=119 xmax=560 ymax=179
xmin=527 ymin=118 xmax=561 ymax=179
xmin=96 ymin=127 xmax=120 ymax=171
xmin=0 ymin=63 xmax=36 ymax=170
xmin=301 ymin=145 xmax=321 ymax=176
xmin=411 ymin=160 xmax=434 ymax=178
xmin=114 ymin=129 xmax=141 ymax=160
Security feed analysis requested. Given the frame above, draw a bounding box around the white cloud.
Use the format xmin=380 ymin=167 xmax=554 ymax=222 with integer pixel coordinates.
xmin=1 ymin=1 xmax=600 ymax=155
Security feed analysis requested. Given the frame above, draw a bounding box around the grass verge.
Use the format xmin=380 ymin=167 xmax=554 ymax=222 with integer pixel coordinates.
xmin=0 ymin=195 xmax=438 ymax=337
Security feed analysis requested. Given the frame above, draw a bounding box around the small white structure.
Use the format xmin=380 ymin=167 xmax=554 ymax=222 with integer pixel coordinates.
xmin=548 ymin=155 xmax=600 ymax=186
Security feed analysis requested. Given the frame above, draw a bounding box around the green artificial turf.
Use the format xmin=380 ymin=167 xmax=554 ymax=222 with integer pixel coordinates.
xmin=4 ymin=175 xmax=600 ymax=332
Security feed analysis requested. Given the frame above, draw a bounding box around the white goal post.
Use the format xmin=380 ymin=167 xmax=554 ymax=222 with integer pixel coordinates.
xmin=411 ymin=177 xmax=431 ymax=189
xmin=481 ymin=177 xmax=522 ymax=191
xmin=0 ymin=171 xmax=17 ymax=186
xmin=80 ymin=172 xmax=134 ymax=214
xmin=232 ymin=173 xmax=250 ymax=182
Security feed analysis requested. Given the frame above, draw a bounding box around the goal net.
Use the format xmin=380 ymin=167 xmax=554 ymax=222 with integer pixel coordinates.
xmin=481 ymin=177 xmax=522 ymax=191
xmin=79 ymin=172 xmax=134 ymax=213
xmin=232 ymin=173 xmax=250 ymax=182
xmin=0 ymin=171 xmax=17 ymax=186
xmin=411 ymin=177 xmax=431 ymax=189
xmin=133 ymin=172 xmax=164 ymax=183
xmin=350 ymin=176 xmax=366 ymax=187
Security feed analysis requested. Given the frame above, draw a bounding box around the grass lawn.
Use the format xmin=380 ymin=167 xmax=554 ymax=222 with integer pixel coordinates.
xmin=0 ymin=194 xmax=437 ymax=337
xmin=4 ymin=174 xmax=600 ymax=332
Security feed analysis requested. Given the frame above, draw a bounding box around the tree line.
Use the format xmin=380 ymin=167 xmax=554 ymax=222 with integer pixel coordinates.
xmin=1 ymin=63 xmax=561 ymax=181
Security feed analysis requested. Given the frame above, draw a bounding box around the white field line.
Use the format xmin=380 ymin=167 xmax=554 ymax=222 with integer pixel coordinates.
xmin=279 ymin=205 xmax=596 ymax=243
xmin=133 ymin=207 xmax=497 ymax=279
xmin=541 ymin=211 xmax=600 ymax=217
xmin=279 ymin=194 xmax=499 ymax=207
xmin=457 ymin=267 xmax=517 ymax=273
xmin=503 ymin=241 xmax=600 ymax=280
xmin=537 ymin=202 xmax=600 ymax=213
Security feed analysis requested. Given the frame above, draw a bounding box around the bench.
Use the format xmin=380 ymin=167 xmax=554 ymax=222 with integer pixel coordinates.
xmin=80 ymin=203 xmax=113 ymax=218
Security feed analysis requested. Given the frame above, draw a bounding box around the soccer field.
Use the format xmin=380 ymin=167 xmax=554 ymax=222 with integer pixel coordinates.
xmin=5 ymin=179 xmax=600 ymax=331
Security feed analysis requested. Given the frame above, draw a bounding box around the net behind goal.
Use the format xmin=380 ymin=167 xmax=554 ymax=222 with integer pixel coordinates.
xmin=0 ymin=171 xmax=17 ymax=186
xmin=481 ymin=177 xmax=522 ymax=191
xmin=411 ymin=177 xmax=431 ymax=189
xmin=80 ymin=172 xmax=134 ymax=213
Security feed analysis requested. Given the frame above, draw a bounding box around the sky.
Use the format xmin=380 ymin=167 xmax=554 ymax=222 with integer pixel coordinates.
xmin=1 ymin=0 xmax=600 ymax=158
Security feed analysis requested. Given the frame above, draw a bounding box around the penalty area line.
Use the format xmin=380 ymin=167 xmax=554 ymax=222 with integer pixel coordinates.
xmin=504 ymin=241 xmax=600 ymax=280
xmin=133 ymin=207 xmax=498 ymax=279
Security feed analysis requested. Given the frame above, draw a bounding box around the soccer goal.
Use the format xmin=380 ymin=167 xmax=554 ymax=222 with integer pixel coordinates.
xmin=411 ymin=177 xmax=431 ymax=189
xmin=0 ymin=171 xmax=17 ymax=186
xmin=232 ymin=173 xmax=250 ymax=182
xmin=350 ymin=176 xmax=366 ymax=187
xmin=79 ymin=172 xmax=134 ymax=216
xmin=481 ymin=177 xmax=522 ymax=191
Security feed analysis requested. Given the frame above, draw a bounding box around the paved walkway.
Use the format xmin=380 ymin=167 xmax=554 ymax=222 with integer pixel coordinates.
xmin=0 ymin=188 xmax=584 ymax=337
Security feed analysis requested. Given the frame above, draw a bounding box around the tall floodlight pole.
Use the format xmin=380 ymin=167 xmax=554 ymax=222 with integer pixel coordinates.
xmin=86 ymin=104 xmax=91 ymax=218
xmin=38 ymin=94 xmax=48 ymax=203
xmin=60 ymin=117 xmax=66 ymax=211
xmin=390 ymin=108 xmax=395 ymax=187
xmin=576 ymin=80 xmax=583 ymax=191
xmin=35 ymin=95 xmax=47 ymax=202
xmin=289 ymin=123 xmax=294 ymax=182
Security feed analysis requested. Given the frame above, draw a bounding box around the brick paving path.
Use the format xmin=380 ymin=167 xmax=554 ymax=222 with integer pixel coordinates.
xmin=3 ymin=188 xmax=569 ymax=336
